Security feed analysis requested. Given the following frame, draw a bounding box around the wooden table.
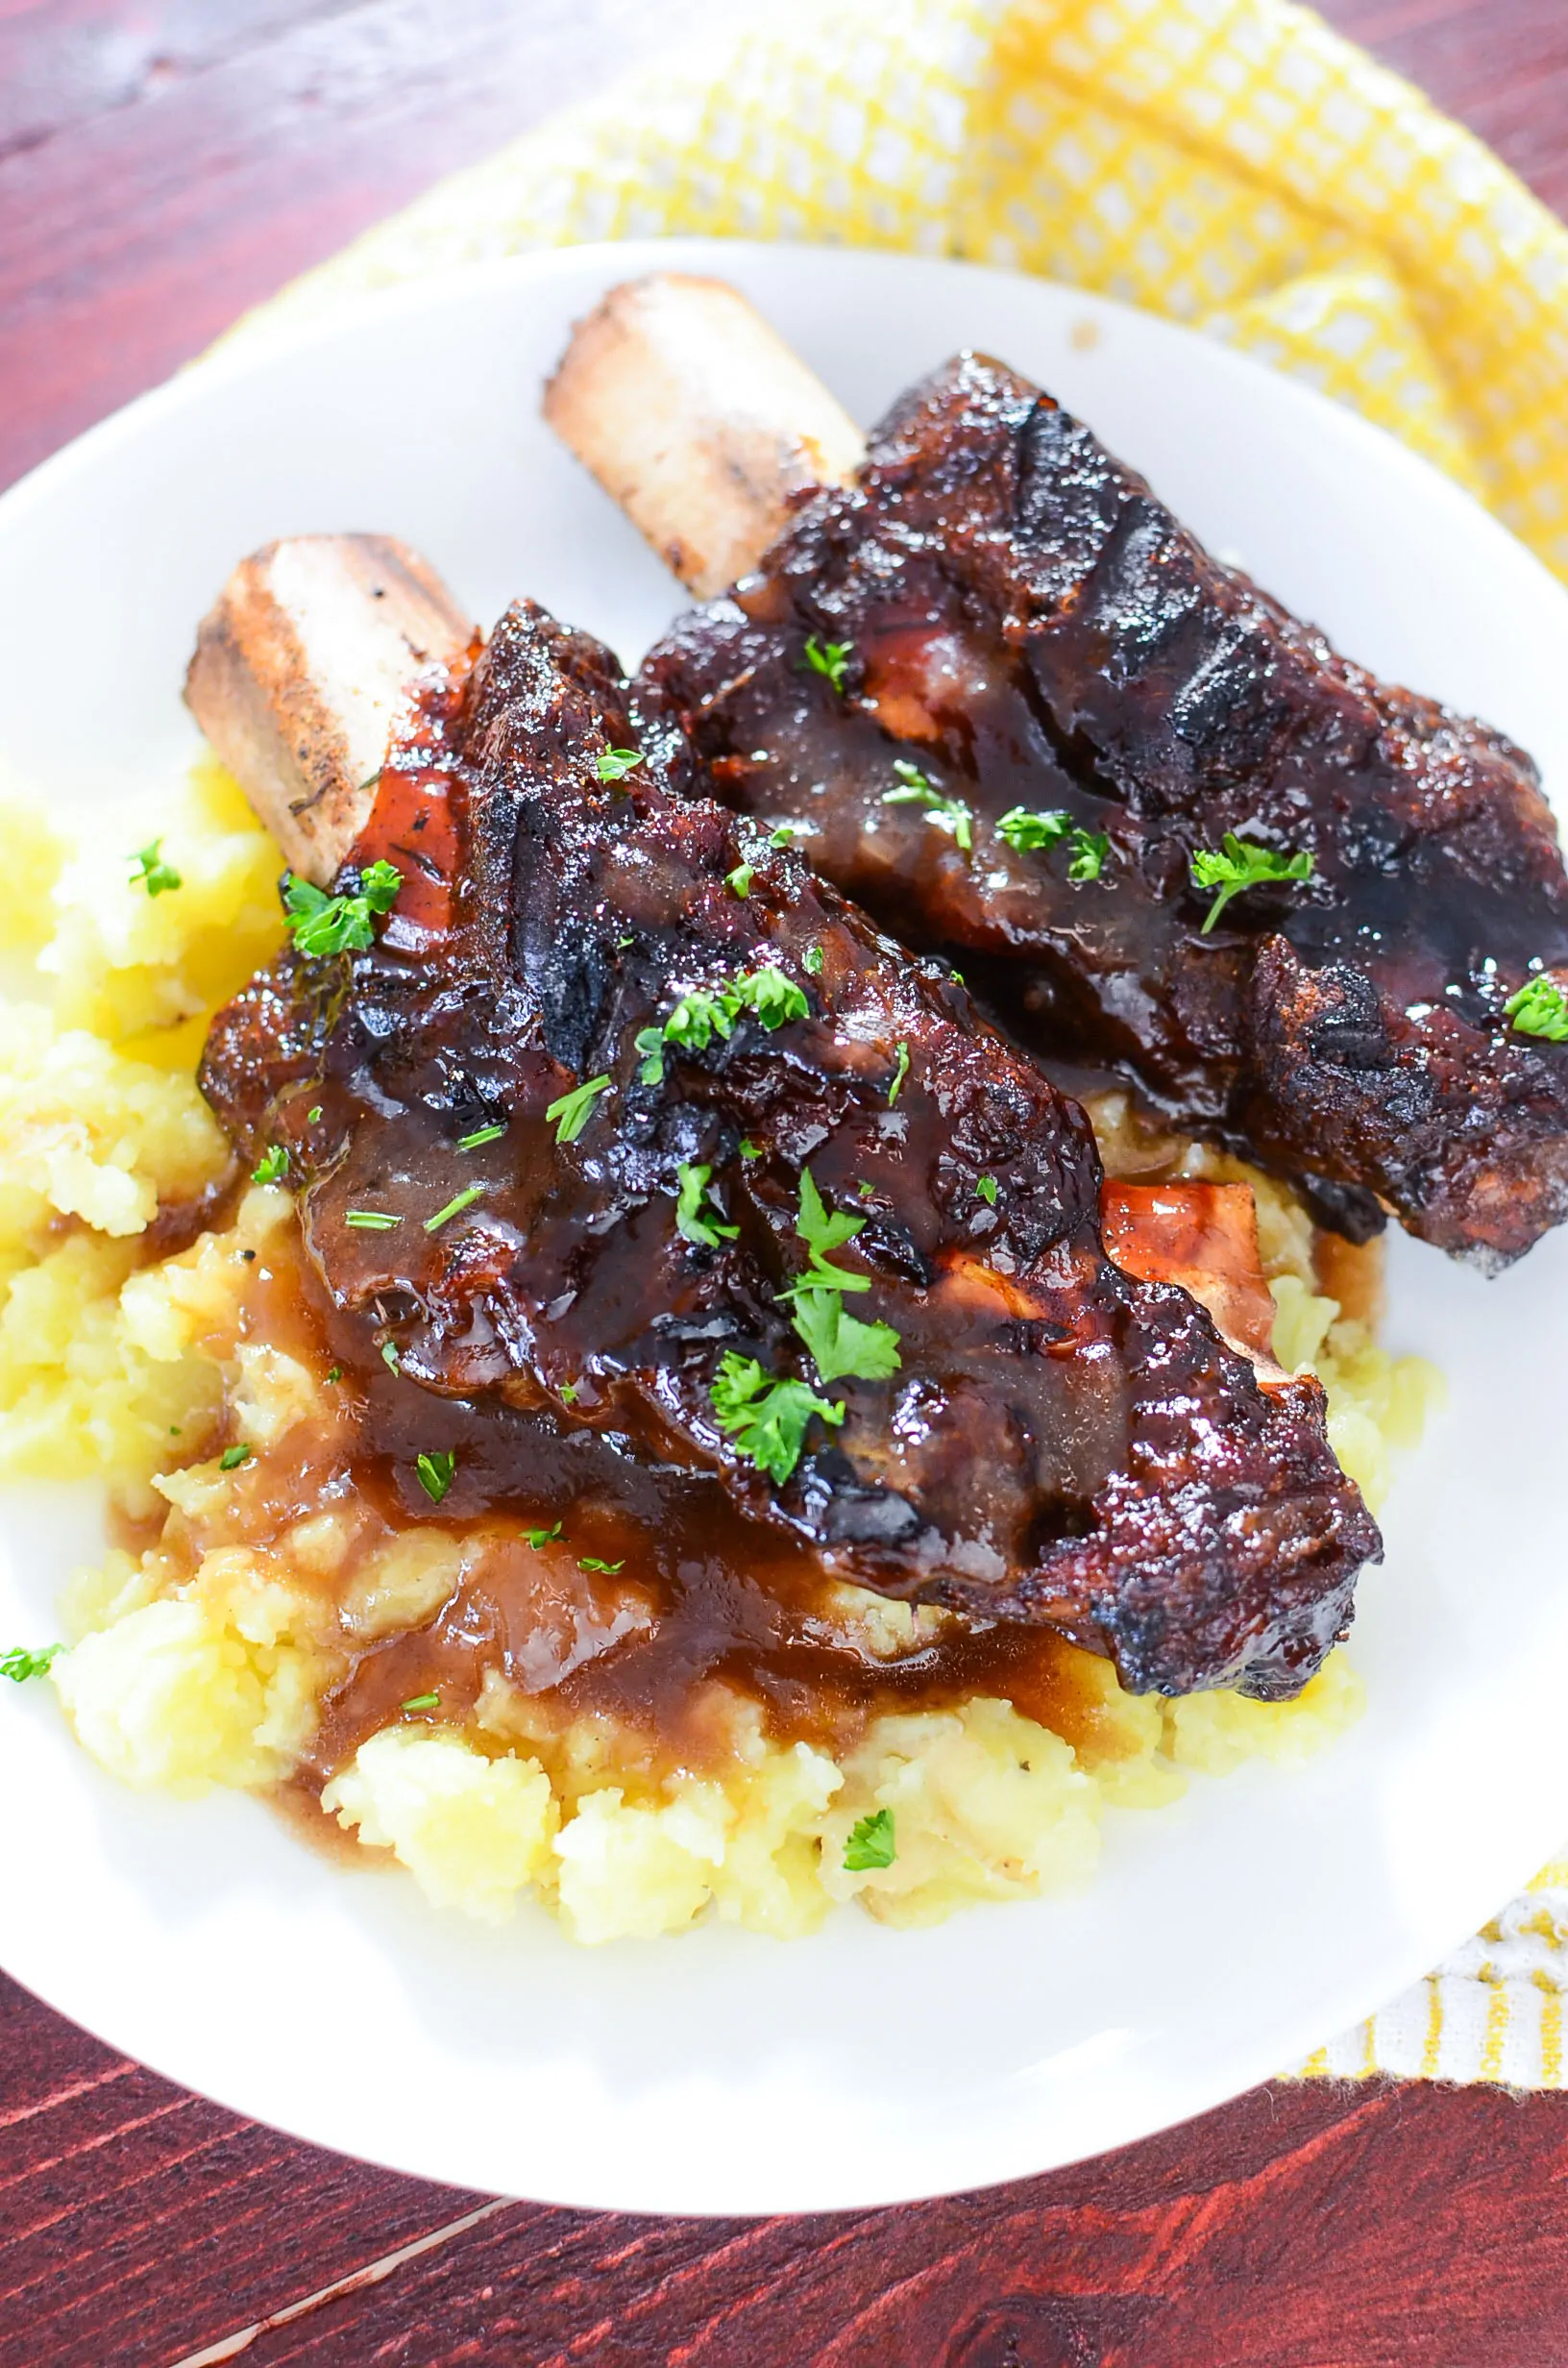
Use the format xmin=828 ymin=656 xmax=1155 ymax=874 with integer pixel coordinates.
xmin=4 ymin=6 xmax=1568 ymax=2360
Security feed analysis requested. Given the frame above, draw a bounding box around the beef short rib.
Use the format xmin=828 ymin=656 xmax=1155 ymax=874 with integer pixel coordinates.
xmin=633 ymin=348 xmax=1568 ymax=1267
xmin=203 ymin=596 xmax=1379 ymax=1697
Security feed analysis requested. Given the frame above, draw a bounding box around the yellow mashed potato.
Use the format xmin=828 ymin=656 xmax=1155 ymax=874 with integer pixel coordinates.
xmin=0 ymin=765 xmax=1441 ymax=1942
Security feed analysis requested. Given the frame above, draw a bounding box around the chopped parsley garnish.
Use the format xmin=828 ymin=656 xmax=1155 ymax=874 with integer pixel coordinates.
xmin=578 ymin=1557 xmax=625 ymax=1574
xmin=1505 ymin=976 xmax=1568 ymax=1042
xmin=843 ymin=1807 xmax=896 ymax=1871
xmin=130 ymin=839 xmax=182 ymax=896
xmin=346 ymin=1209 xmax=400 ymax=1230
xmin=770 ymin=822 xmax=807 ymax=849
xmin=402 ymin=1692 xmax=440 ymax=1713
xmin=783 ymin=1168 xmax=874 ymax=1295
xmin=802 ymin=634 xmax=852 ymax=694
xmin=546 ymin=1073 xmax=612 ymax=1144
xmin=637 ymin=967 xmax=810 ymax=1084
xmin=740 ymin=1138 xmax=763 ymax=1160
xmin=710 ymin=1351 xmax=844 ymax=1484
xmin=282 ymin=859 xmax=402 ymax=957
xmin=558 ymin=1381 xmax=578 ymax=1404
xmin=976 ymin=1174 xmax=998 ymax=1205
xmin=307 ymin=1105 xmax=323 ymax=1124
xmin=381 ymin=1339 xmax=402 ymax=1374
xmin=787 ymin=1287 xmax=902 ymax=1386
xmin=804 ymin=943 xmax=824 ymax=975
xmin=675 ymin=1160 xmax=739 ymax=1248
xmin=726 ymin=862 xmax=754 ymax=899
xmin=597 ymin=748 xmax=645 ymax=783
xmin=527 ymin=1521 xmax=564 ymax=1548
xmin=219 ymin=1443 xmax=253 ymax=1471
xmin=858 ymin=1180 xmax=875 ymax=1198
xmin=887 ymin=1042 xmax=910 ymax=1105
xmin=424 ymin=1184 xmax=484 ymax=1233
xmin=1066 ymin=829 xmax=1110 ymax=883
xmin=880 ymin=760 xmax=973 ymax=853
xmin=746 ymin=965 xmax=810 ymax=1028
xmin=997 ymin=806 xmax=1071 ymax=854
xmin=776 ymin=1171 xmax=901 ymax=1385
xmin=416 ymin=1448 xmax=455 ymax=1504
xmin=2 ymin=1642 xmax=61 ymax=1683
xmin=1190 ymin=832 xmax=1313 ymax=934
xmin=326 ymin=1365 xmax=342 ymax=1384
xmin=457 ymin=1122 xmax=505 ymax=1151
xmin=252 ymin=1145 xmax=288 ymax=1186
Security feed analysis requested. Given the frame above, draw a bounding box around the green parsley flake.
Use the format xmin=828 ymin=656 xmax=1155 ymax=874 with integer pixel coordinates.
xmin=726 ymin=862 xmax=754 ymax=899
xmin=526 ymin=1521 xmax=564 ymax=1549
xmin=597 ymin=748 xmax=645 ymax=783
xmin=578 ymin=1557 xmax=625 ymax=1575
xmin=416 ymin=1449 xmax=455 ymax=1504
xmin=1190 ymin=832 xmax=1313 ymax=934
xmin=252 ymin=1145 xmax=288 ymax=1186
xmin=770 ymin=822 xmax=807 ymax=849
xmin=710 ymin=1351 xmax=844 ymax=1485
xmin=546 ymin=1073 xmax=612 ymax=1144
xmin=776 ymin=1171 xmax=901 ymax=1385
xmin=307 ymin=1105 xmax=323 ymax=1124
xmin=282 ymin=859 xmax=402 ymax=957
xmin=402 ymin=1692 xmax=440 ymax=1713
xmin=887 ymin=1042 xmax=911 ymax=1105
xmin=2 ymin=1642 xmax=61 ymax=1683
xmin=424 ymin=1183 xmax=485 ymax=1233
xmin=843 ymin=1807 xmax=896 ymax=1871
xmin=787 ymin=1287 xmax=902 ymax=1385
xmin=740 ymin=1139 xmax=763 ymax=1160
xmin=219 ymin=1443 xmax=253 ymax=1471
xmin=1505 ymin=976 xmax=1568 ymax=1043
xmin=381 ymin=1339 xmax=402 ymax=1374
xmin=457 ymin=1122 xmax=505 ymax=1150
xmin=559 ymin=1382 xmax=578 ymax=1405
xmin=858 ymin=1180 xmax=875 ymax=1198
xmin=346 ymin=1209 xmax=400 ymax=1230
xmin=675 ymin=1160 xmax=740 ymax=1248
xmin=130 ymin=839 xmax=182 ymax=897
xmin=880 ymin=759 xmax=973 ymax=853
xmin=804 ymin=943 xmax=824 ymax=975
xmin=976 ymin=1175 xmax=998 ymax=1205
xmin=997 ymin=806 xmax=1071 ymax=854
xmin=802 ymin=635 xmax=852 ymax=694
xmin=1066 ymin=829 xmax=1111 ymax=884
xmin=326 ymin=1366 xmax=342 ymax=1384
xmin=637 ymin=966 xmax=810 ymax=1085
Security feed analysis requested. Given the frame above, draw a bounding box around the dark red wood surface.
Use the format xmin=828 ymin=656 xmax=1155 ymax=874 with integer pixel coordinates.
xmin=5 ymin=5 xmax=1568 ymax=2361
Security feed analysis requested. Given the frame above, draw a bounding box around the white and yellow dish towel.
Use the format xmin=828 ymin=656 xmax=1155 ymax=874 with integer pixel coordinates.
xmin=239 ymin=0 xmax=1568 ymax=2084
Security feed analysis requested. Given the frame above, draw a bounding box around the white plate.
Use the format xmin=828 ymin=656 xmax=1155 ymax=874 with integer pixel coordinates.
xmin=2 ymin=239 xmax=1567 ymax=2216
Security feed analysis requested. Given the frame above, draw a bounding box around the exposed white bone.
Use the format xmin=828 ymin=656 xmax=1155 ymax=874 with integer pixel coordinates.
xmin=545 ymin=275 xmax=865 ymax=597
xmin=184 ymin=534 xmax=471 ymax=884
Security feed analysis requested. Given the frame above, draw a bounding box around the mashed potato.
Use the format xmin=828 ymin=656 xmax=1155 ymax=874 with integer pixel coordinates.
xmin=0 ymin=767 xmax=1437 ymax=1941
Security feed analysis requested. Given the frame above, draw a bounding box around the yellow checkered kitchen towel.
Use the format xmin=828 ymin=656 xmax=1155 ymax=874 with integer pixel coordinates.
xmin=240 ymin=0 xmax=1568 ymax=2082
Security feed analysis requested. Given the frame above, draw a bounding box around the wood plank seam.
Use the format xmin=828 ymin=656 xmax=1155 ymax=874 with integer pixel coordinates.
xmin=164 ymin=2198 xmax=514 ymax=2366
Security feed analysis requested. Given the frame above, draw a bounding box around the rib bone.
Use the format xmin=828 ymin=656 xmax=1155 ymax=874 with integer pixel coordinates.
xmin=184 ymin=534 xmax=472 ymax=884
xmin=544 ymin=275 xmax=864 ymax=597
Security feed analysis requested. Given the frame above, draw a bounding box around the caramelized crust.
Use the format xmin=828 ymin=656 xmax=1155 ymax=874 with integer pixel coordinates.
xmin=635 ymin=353 xmax=1568 ymax=1267
xmin=202 ymin=600 xmax=1378 ymax=1697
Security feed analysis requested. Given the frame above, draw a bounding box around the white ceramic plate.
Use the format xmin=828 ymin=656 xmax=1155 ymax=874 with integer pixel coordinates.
xmin=2 ymin=239 xmax=1567 ymax=2216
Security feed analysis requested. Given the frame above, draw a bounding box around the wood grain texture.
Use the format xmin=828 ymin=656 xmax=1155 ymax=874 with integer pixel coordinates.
xmin=3 ymin=4 xmax=1568 ymax=2362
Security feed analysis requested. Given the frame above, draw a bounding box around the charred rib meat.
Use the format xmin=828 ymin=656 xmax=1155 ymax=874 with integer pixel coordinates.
xmin=202 ymin=596 xmax=1378 ymax=1697
xmin=635 ymin=351 xmax=1568 ymax=1266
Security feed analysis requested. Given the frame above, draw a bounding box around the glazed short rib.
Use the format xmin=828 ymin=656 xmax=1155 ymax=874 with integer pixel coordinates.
xmin=550 ymin=277 xmax=1568 ymax=1269
xmin=199 ymin=577 xmax=1378 ymax=1699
